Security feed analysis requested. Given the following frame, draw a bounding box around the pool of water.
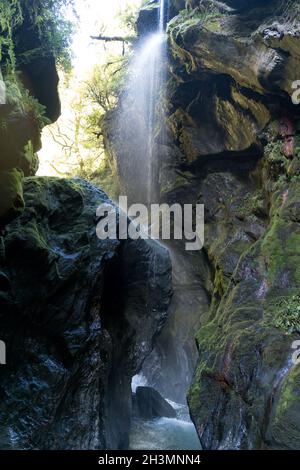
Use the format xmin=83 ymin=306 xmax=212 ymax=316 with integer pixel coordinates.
xmin=129 ymin=401 xmax=201 ymax=451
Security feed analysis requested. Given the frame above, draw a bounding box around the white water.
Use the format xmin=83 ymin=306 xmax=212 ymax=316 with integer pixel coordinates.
xmin=130 ymin=397 xmax=201 ymax=450
xmin=130 ymin=374 xmax=201 ymax=450
xmin=130 ymin=417 xmax=201 ymax=450
xmin=131 ymin=373 xmax=148 ymax=393
xmin=122 ymin=0 xmax=201 ymax=451
xmin=159 ymin=0 xmax=165 ymax=33
xmin=116 ymin=2 xmax=167 ymax=204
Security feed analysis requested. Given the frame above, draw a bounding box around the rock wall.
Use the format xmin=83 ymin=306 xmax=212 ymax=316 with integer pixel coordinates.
xmin=142 ymin=240 xmax=211 ymax=404
xmin=0 ymin=0 xmax=60 ymax=226
xmin=164 ymin=0 xmax=300 ymax=449
xmin=0 ymin=178 xmax=172 ymax=449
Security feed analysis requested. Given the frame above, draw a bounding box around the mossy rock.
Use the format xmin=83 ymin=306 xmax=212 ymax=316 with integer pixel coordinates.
xmin=0 ymin=168 xmax=24 ymax=225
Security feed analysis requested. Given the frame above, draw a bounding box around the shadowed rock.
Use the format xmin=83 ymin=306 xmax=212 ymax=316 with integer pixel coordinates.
xmin=0 ymin=177 xmax=172 ymax=449
xmin=135 ymin=386 xmax=177 ymax=419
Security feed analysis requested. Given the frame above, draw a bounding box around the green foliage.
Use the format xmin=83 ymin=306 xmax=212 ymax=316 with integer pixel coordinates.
xmin=294 ymin=134 xmax=300 ymax=159
xmin=4 ymin=72 xmax=49 ymax=128
xmin=117 ymin=3 xmax=139 ymax=36
xmin=85 ymin=58 xmax=126 ymax=114
xmin=70 ymin=59 xmax=125 ymax=198
xmin=0 ymin=0 xmax=22 ymax=68
xmin=265 ymin=138 xmax=300 ymax=189
xmin=274 ymin=174 xmax=288 ymax=191
xmin=45 ymin=55 xmax=125 ymax=199
xmin=77 ymin=156 xmax=120 ymax=200
xmin=38 ymin=1 xmax=138 ymax=198
xmin=273 ymin=295 xmax=300 ymax=334
xmin=234 ymin=190 xmax=265 ymax=218
xmin=265 ymin=140 xmax=289 ymax=186
xmin=265 ymin=140 xmax=285 ymax=162
xmin=0 ymin=0 xmax=74 ymax=72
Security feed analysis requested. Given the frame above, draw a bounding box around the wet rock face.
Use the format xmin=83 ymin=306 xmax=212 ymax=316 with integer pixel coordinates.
xmin=161 ymin=0 xmax=300 ymax=449
xmin=0 ymin=177 xmax=172 ymax=450
xmin=187 ymin=0 xmax=274 ymax=12
xmin=222 ymin=0 xmax=273 ymax=10
xmin=20 ymin=56 xmax=60 ymax=123
xmin=137 ymin=0 xmax=161 ymax=35
xmin=168 ymin=1 xmax=300 ymax=137
xmin=142 ymin=240 xmax=211 ymax=404
xmin=188 ymin=177 xmax=300 ymax=449
xmin=137 ymin=0 xmax=185 ymax=35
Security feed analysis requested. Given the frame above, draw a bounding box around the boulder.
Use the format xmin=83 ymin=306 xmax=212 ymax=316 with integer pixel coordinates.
xmin=135 ymin=386 xmax=177 ymax=419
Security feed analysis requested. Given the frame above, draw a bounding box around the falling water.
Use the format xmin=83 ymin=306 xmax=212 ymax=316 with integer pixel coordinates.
xmin=159 ymin=0 xmax=165 ymax=32
xmin=116 ymin=0 xmax=167 ymax=205
xmin=116 ymin=0 xmax=201 ymax=450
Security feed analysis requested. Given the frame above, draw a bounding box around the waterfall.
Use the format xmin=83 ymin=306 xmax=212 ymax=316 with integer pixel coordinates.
xmin=116 ymin=0 xmax=167 ymax=205
xmin=159 ymin=0 xmax=165 ymax=33
xmin=116 ymin=0 xmax=201 ymax=451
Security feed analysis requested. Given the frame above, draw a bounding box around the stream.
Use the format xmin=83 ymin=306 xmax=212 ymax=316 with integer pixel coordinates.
xmin=130 ymin=375 xmax=201 ymax=450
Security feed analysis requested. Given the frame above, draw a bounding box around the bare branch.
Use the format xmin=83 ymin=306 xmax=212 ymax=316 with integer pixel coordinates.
xmin=91 ymin=35 xmax=131 ymax=43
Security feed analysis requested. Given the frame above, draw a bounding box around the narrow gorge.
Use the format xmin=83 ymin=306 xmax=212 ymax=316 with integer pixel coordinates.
xmin=0 ymin=0 xmax=300 ymax=452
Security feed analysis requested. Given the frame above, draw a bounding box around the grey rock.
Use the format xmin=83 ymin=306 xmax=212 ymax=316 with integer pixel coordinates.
xmin=0 ymin=177 xmax=172 ymax=450
xmin=135 ymin=386 xmax=177 ymax=419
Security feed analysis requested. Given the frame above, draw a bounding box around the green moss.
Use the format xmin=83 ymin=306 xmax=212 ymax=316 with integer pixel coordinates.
xmin=264 ymin=140 xmax=288 ymax=182
xmin=265 ymin=141 xmax=285 ymax=162
xmin=205 ymin=19 xmax=222 ymax=32
xmin=234 ymin=190 xmax=265 ymax=218
xmin=4 ymin=72 xmax=50 ymax=129
xmin=169 ymin=5 xmax=225 ymax=33
xmin=188 ymin=377 xmax=202 ymax=411
xmin=167 ymin=5 xmax=227 ymax=74
xmin=270 ymin=295 xmax=300 ymax=334
xmin=161 ymin=171 xmax=194 ymax=195
xmin=141 ymin=1 xmax=158 ymax=12
xmin=0 ymin=168 xmax=24 ymax=224
xmin=23 ymin=140 xmax=39 ymax=175
xmin=261 ymin=206 xmax=300 ymax=284
xmin=213 ymin=265 xmax=226 ymax=298
xmin=20 ymin=220 xmax=50 ymax=253
xmin=274 ymin=367 xmax=300 ymax=422
xmin=196 ymin=321 xmax=217 ymax=346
